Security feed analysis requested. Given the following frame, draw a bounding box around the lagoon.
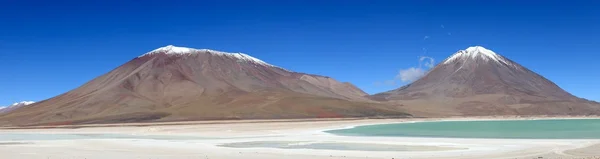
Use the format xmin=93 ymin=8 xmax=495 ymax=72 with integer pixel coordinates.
xmin=326 ymin=119 xmax=600 ymax=139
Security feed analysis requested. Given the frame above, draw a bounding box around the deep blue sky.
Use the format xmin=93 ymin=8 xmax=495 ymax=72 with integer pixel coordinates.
xmin=1 ymin=0 xmax=599 ymax=106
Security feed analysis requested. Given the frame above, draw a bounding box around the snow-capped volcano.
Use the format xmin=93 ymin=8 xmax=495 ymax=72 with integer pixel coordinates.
xmin=444 ymin=46 xmax=506 ymax=63
xmin=372 ymin=46 xmax=600 ymax=116
xmin=0 ymin=45 xmax=406 ymax=126
xmin=441 ymin=46 xmax=524 ymax=71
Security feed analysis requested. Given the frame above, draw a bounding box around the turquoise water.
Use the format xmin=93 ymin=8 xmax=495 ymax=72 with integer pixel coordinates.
xmin=326 ymin=119 xmax=600 ymax=139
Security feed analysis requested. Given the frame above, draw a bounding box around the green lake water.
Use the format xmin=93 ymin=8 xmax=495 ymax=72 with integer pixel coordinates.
xmin=326 ymin=119 xmax=600 ymax=139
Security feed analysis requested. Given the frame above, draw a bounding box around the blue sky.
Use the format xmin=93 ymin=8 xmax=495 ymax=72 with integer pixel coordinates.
xmin=1 ymin=0 xmax=599 ymax=106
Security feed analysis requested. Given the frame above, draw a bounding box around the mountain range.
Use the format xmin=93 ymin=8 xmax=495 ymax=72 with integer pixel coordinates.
xmin=1 ymin=45 xmax=598 ymax=126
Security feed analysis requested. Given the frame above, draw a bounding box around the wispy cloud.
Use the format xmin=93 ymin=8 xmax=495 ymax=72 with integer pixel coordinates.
xmin=396 ymin=56 xmax=435 ymax=82
xmin=420 ymin=56 xmax=435 ymax=68
xmin=375 ymin=56 xmax=436 ymax=86
xmin=396 ymin=67 xmax=426 ymax=82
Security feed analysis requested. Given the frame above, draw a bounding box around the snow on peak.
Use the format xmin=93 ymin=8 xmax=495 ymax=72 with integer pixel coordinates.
xmin=443 ymin=46 xmax=510 ymax=65
xmin=150 ymin=45 xmax=194 ymax=54
xmin=11 ymin=101 xmax=35 ymax=107
xmin=139 ymin=45 xmax=283 ymax=69
xmin=140 ymin=45 xmax=199 ymax=56
xmin=1 ymin=101 xmax=35 ymax=109
xmin=0 ymin=101 xmax=34 ymax=113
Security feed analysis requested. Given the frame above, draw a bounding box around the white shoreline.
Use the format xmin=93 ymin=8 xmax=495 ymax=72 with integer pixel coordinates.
xmin=0 ymin=117 xmax=599 ymax=159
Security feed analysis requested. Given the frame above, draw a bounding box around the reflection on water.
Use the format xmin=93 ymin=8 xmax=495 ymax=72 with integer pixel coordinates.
xmin=219 ymin=141 xmax=462 ymax=151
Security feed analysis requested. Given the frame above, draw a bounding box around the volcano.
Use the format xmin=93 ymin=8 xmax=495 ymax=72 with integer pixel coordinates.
xmin=372 ymin=46 xmax=600 ymax=116
xmin=0 ymin=45 xmax=408 ymax=126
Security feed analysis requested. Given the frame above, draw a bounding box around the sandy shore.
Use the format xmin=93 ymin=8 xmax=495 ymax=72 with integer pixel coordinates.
xmin=0 ymin=117 xmax=599 ymax=159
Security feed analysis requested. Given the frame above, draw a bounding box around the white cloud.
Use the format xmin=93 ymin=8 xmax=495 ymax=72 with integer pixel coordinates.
xmin=394 ymin=56 xmax=436 ymax=83
xmin=375 ymin=54 xmax=436 ymax=85
xmin=396 ymin=67 xmax=426 ymax=82
xmin=423 ymin=36 xmax=429 ymax=40
xmin=419 ymin=56 xmax=435 ymax=68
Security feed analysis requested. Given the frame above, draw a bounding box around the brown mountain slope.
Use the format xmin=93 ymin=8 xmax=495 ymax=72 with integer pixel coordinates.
xmin=372 ymin=46 xmax=600 ymax=116
xmin=0 ymin=46 xmax=408 ymax=126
